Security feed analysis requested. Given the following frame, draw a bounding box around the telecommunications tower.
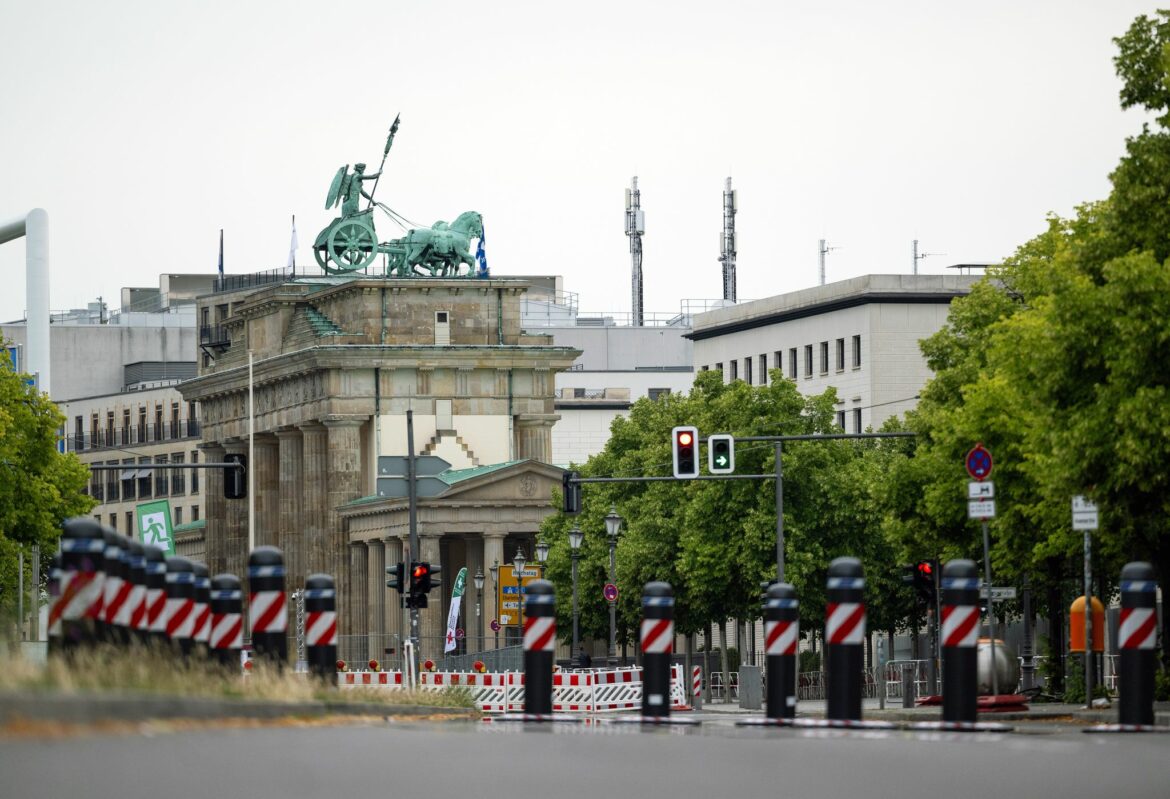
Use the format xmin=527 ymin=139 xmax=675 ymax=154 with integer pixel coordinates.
xmin=625 ymin=177 xmax=645 ymax=326
xmin=719 ymin=177 xmax=737 ymax=303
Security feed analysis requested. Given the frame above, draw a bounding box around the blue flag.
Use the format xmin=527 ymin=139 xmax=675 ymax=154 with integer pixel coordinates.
xmin=475 ymin=224 xmax=488 ymax=278
xmin=218 ymin=229 xmax=224 ymax=277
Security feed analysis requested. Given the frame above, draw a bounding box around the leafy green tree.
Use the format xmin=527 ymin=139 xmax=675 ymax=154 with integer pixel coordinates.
xmin=0 ymin=347 xmax=94 ymax=631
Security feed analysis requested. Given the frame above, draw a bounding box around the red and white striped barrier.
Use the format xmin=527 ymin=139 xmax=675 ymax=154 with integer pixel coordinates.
xmin=941 ymin=604 xmax=979 ymax=648
xmin=249 ymin=589 xmax=288 ymax=635
xmin=211 ymin=606 xmax=243 ymax=651
xmin=692 ymin=665 xmax=702 ymax=698
xmin=340 ymin=670 xmax=405 ymax=688
xmin=1119 ymin=606 xmax=1156 ymax=650
xmin=49 ymin=569 xmax=101 ymax=632
xmin=306 ymin=609 xmax=337 ymax=647
xmin=825 ymin=601 xmax=865 ymax=645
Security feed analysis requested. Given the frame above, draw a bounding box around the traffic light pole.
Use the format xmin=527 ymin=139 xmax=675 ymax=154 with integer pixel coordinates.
xmin=407 ymin=410 xmax=420 ymax=668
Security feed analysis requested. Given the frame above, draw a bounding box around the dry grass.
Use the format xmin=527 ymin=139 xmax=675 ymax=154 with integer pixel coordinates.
xmin=0 ymin=646 xmax=477 ymax=710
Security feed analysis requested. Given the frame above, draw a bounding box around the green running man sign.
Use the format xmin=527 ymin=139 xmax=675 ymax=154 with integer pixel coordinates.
xmin=136 ymin=500 xmax=175 ymax=556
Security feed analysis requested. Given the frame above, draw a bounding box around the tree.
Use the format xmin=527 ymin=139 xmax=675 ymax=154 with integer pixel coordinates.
xmin=0 ymin=347 xmax=94 ymax=630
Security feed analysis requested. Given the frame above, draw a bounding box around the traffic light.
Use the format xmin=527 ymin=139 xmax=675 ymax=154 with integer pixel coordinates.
xmin=708 ymin=434 xmax=735 ymax=474
xmin=562 ymin=469 xmax=581 ymax=514
xmin=672 ymin=425 xmax=699 ymax=478
xmin=914 ymin=559 xmax=938 ymax=604
xmin=386 ymin=563 xmax=405 ymax=592
xmin=409 ymin=561 xmax=441 ymax=608
xmin=223 ymin=453 xmax=247 ymax=499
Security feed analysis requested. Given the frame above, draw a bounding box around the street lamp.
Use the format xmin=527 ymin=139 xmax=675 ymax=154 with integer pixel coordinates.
xmin=513 ymin=546 xmax=527 ymax=646
xmin=604 ymin=504 xmax=623 ymax=663
xmin=535 ymin=537 xmax=550 ymax=567
xmin=474 ymin=567 xmax=485 ymax=654
xmin=569 ymin=525 xmax=584 ymax=668
xmin=488 ymin=559 xmax=499 ymax=650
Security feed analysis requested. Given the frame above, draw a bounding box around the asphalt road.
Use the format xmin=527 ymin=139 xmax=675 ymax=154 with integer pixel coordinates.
xmin=1 ymin=716 xmax=1165 ymax=799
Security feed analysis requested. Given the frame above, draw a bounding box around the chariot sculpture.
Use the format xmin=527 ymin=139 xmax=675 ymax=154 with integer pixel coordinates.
xmin=313 ymin=116 xmax=486 ymax=278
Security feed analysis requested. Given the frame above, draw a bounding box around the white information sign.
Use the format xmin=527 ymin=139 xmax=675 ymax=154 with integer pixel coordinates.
xmin=1072 ymin=495 xmax=1099 ymax=531
xmin=968 ymin=499 xmax=996 ymax=519
xmin=979 ymin=586 xmax=1017 ymax=600
xmin=968 ymin=481 xmax=995 ymax=499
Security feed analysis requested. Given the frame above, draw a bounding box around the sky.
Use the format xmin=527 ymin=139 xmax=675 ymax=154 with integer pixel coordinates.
xmin=0 ymin=1 xmax=1159 ymax=322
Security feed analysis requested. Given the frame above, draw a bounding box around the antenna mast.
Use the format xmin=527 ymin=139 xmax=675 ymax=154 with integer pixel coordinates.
xmin=625 ymin=177 xmax=645 ymax=326
xmin=719 ymin=177 xmax=737 ymax=302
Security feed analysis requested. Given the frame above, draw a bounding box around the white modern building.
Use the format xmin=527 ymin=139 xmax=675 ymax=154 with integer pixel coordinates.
xmin=689 ymin=274 xmax=980 ymax=431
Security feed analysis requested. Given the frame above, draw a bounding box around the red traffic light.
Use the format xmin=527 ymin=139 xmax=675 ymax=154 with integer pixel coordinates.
xmin=413 ymin=564 xmax=428 ymax=579
xmin=678 ymin=431 xmax=693 ymax=446
xmin=917 ymin=561 xmax=933 ymax=576
xmin=671 ymin=425 xmax=700 ymax=478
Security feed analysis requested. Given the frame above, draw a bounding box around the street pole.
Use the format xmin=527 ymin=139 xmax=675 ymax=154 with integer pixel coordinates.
xmin=30 ymin=543 xmax=39 ymax=641
xmin=571 ymin=549 xmax=580 ymax=667
xmin=981 ymin=520 xmax=998 ymax=696
xmin=608 ymin=537 xmax=617 ymax=663
xmin=1084 ymin=525 xmax=1092 ymax=707
xmin=775 ymin=443 xmax=785 ymax=582
xmin=17 ymin=547 xmax=23 ymax=641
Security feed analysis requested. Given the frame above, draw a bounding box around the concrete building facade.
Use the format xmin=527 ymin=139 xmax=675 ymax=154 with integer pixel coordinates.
xmin=689 ymin=274 xmax=979 ymax=431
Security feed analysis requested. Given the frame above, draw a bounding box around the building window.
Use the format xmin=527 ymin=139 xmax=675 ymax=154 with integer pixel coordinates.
xmin=715 ymin=362 xmax=724 ymax=381
xmin=743 ymin=357 xmax=752 ymax=385
xmin=91 ymin=464 xmax=104 ymax=502
xmin=759 ymin=355 xmax=768 ymax=385
xmin=852 ymin=335 xmax=862 ymax=368
xmin=138 ymin=457 xmax=152 ymax=499
xmin=172 ymin=453 xmax=185 ymax=495
xmin=138 ymin=407 xmax=147 ymax=444
xmin=90 ymin=414 xmax=99 ymax=448
xmin=853 ymin=408 xmax=862 ymax=434
xmin=435 ymin=310 xmax=451 ymax=345
xmin=154 ymin=454 xmax=169 ymax=496
xmin=106 ymin=464 xmax=119 ymax=503
xmin=174 ymin=506 xmax=183 ymax=525
xmin=187 ymin=402 xmax=198 ymax=436
xmin=788 ymin=348 xmax=797 ymax=379
xmin=109 ymin=513 xmax=117 ymax=531
xmin=190 ymin=451 xmax=200 ymax=494
xmin=74 ymin=416 xmax=83 ymax=451
xmin=170 ymin=402 xmax=180 ymax=440
xmin=648 ymin=388 xmax=671 ymax=401
xmin=836 ymin=411 xmax=846 ymax=430
xmin=192 ymin=505 xmax=199 ymax=522
xmin=126 ymin=512 xmax=134 ymax=536
xmin=774 ymin=351 xmax=783 ymax=379
xmin=819 ymin=341 xmax=829 ymax=375
xmin=730 ymin=360 xmax=739 ymax=381
xmin=154 ymin=405 xmax=164 ymax=442
xmin=836 ymin=338 xmax=845 ymax=371
xmin=121 ymin=458 xmax=136 ymax=501
xmin=106 ymin=411 xmax=115 ymax=446
xmin=122 ymin=409 xmax=131 ymax=445
xmin=803 ymin=345 xmax=813 ymax=378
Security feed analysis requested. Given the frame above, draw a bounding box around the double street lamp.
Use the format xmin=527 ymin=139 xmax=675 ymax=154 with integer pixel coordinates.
xmin=488 ymin=559 xmax=500 ymax=650
xmin=604 ymin=504 xmax=623 ymax=662
xmin=569 ymin=525 xmax=584 ymax=667
xmin=513 ymin=546 xmax=527 ymax=646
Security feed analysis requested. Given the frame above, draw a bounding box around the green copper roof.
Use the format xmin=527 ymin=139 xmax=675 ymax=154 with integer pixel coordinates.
xmin=438 ymin=460 xmax=525 ymax=485
xmin=173 ymin=519 xmax=207 ymax=534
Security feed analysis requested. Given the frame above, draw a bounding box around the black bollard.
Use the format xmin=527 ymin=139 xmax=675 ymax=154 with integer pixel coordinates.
xmin=825 ymin=557 xmax=865 ymax=722
xmin=941 ymin=560 xmax=980 ymax=723
xmin=46 ymin=553 xmax=62 ymax=658
xmin=210 ymin=574 xmax=243 ymax=670
xmin=126 ymin=540 xmax=149 ymax=646
xmin=164 ymin=556 xmax=196 ymax=658
xmin=765 ymin=582 xmax=799 ymax=720
xmin=56 ymin=517 xmax=106 ymax=653
xmin=641 ymin=582 xmax=675 ymax=719
xmin=95 ymin=526 xmax=119 ymax=644
xmin=248 ymin=547 xmax=288 ymax=666
xmin=304 ymin=574 xmax=338 ymax=681
xmin=143 ymin=545 xmax=168 ymax=649
xmin=522 ymin=580 xmax=557 ymax=716
xmin=192 ymin=562 xmax=211 ymax=659
xmin=1118 ymin=562 xmax=1157 ymax=727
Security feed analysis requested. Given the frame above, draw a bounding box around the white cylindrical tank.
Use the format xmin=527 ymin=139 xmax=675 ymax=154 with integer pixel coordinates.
xmin=976 ymin=638 xmax=1020 ymax=695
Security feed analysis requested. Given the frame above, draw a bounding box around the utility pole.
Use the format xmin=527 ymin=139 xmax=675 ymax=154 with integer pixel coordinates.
xmin=406 ymin=409 xmax=420 ymax=665
xmin=625 ymin=177 xmax=645 ymax=326
xmin=912 ymin=240 xmax=943 ymax=274
xmin=818 ymin=239 xmax=839 ymax=286
xmin=719 ymin=178 xmax=737 ymax=303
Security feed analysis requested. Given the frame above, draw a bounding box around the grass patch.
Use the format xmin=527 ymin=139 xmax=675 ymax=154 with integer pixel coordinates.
xmin=0 ymin=646 xmax=476 ymax=710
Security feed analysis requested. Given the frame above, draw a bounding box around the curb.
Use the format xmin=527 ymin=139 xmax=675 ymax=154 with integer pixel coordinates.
xmin=0 ymin=691 xmax=478 ymax=726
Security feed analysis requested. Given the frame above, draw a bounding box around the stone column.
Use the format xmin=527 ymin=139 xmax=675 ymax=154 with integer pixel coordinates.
xmin=368 ymin=539 xmax=385 ymax=656
xmin=199 ymin=442 xmax=227 ymax=577
xmin=419 ymin=533 xmax=443 ymax=659
xmin=384 ymin=536 xmax=403 ymax=654
xmin=223 ymin=439 xmax=247 ymax=581
xmin=484 ymin=532 xmax=506 ymax=650
xmin=299 ymin=422 xmax=328 ymax=578
xmin=514 ymin=415 xmax=558 ymax=463
xmin=349 ymin=542 xmax=369 ymax=657
xmin=326 ymin=419 xmax=365 ymax=635
xmin=275 ymin=428 xmax=304 ymax=591
xmin=255 ymin=434 xmax=280 ymax=550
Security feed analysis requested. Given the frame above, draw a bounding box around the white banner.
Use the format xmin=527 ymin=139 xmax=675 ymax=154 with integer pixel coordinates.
xmin=444 ymin=567 xmax=467 ymax=653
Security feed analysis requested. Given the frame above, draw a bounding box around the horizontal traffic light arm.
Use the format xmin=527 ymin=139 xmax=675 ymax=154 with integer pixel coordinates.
xmin=85 ymin=462 xmax=244 ymax=470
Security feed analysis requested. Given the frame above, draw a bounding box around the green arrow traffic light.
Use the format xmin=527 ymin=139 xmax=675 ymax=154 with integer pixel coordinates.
xmin=708 ymin=434 xmax=735 ymax=474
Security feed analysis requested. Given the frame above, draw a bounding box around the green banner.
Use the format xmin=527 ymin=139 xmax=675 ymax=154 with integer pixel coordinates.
xmin=136 ymin=500 xmax=175 ymax=556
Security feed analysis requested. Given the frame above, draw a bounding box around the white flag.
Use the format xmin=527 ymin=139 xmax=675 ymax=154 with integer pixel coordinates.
xmin=287 ymin=215 xmax=298 ymax=273
xmin=444 ymin=568 xmax=468 ymax=653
